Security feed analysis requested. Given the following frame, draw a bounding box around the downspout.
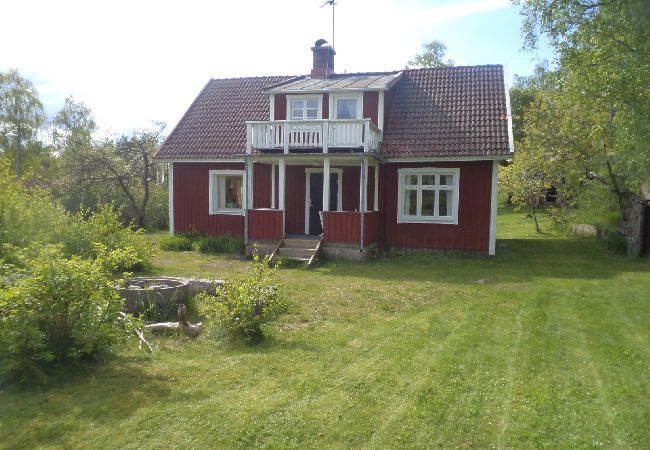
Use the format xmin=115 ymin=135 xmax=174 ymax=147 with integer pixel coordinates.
xmin=360 ymin=156 xmax=365 ymax=253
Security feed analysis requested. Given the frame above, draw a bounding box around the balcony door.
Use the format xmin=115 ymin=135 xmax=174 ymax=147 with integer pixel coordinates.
xmin=305 ymin=169 xmax=342 ymax=235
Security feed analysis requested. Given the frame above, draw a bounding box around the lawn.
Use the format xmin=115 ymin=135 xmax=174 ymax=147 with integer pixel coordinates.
xmin=1 ymin=207 xmax=648 ymax=448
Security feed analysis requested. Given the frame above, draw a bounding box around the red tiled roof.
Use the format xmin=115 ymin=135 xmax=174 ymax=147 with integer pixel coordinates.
xmin=155 ymin=66 xmax=512 ymax=160
xmin=382 ymin=65 xmax=511 ymax=158
xmin=156 ymin=76 xmax=294 ymax=159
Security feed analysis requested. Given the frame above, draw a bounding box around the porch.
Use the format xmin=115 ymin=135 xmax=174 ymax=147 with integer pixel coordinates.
xmin=244 ymin=155 xmax=381 ymax=258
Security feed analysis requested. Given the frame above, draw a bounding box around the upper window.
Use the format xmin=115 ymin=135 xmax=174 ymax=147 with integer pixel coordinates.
xmin=209 ymin=170 xmax=245 ymax=215
xmin=290 ymin=97 xmax=320 ymax=120
xmin=333 ymin=94 xmax=362 ymax=119
xmin=397 ymin=168 xmax=459 ymax=224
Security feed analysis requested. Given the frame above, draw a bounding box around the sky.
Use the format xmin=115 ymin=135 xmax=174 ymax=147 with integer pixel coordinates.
xmin=2 ymin=0 xmax=554 ymax=136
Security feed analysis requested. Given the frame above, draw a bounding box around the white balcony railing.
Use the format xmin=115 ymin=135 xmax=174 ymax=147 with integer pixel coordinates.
xmin=246 ymin=119 xmax=381 ymax=154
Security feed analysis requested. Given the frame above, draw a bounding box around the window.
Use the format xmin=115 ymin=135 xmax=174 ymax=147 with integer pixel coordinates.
xmin=289 ymin=97 xmax=320 ymax=120
xmin=332 ymin=94 xmax=362 ymax=119
xmin=397 ymin=168 xmax=459 ymax=224
xmin=209 ymin=170 xmax=245 ymax=215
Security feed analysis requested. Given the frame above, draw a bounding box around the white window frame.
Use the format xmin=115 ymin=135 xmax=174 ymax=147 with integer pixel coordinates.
xmin=286 ymin=94 xmax=323 ymax=120
xmin=396 ymin=167 xmax=460 ymax=224
xmin=330 ymin=92 xmax=363 ymax=120
xmin=208 ymin=169 xmax=246 ymax=215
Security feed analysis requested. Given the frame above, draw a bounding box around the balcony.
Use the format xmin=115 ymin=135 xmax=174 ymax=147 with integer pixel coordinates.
xmin=246 ymin=119 xmax=381 ymax=154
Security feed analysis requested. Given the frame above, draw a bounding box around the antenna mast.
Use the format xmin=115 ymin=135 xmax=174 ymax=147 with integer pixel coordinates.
xmin=321 ymin=0 xmax=336 ymax=48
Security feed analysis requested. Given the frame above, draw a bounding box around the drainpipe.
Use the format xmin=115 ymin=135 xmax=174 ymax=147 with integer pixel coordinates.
xmin=244 ymin=157 xmax=250 ymax=247
xmin=359 ymin=156 xmax=365 ymax=253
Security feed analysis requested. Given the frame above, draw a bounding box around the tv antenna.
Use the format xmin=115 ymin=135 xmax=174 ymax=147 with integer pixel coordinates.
xmin=320 ymin=0 xmax=337 ymax=49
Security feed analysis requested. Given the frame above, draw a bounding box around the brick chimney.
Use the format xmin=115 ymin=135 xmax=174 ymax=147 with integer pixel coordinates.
xmin=311 ymin=39 xmax=336 ymax=78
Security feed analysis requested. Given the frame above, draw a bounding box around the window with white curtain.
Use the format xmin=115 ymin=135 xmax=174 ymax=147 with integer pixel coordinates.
xmin=209 ymin=170 xmax=245 ymax=215
xmin=335 ymin=97 xmax=358 ymax=119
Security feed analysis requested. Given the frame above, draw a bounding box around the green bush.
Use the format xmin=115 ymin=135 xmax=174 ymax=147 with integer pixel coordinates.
xmin=197 ymin=253 xmax=291 ymax=343
xmin=159 ymin=235 xmax=194 ymax=251
xmin=197 ymin=234 xmax=245 ymax=254
xmin=0 ymin=246 xmax=139 ymax=382
xmin=59 ymin=204 xmax=154 ymax=272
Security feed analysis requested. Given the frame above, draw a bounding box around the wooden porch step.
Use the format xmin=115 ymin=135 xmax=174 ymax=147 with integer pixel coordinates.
xmin=277 ymin=247 xmax=315 ymax=259
xmin=283 ymin=238 xmax=319 ymax=249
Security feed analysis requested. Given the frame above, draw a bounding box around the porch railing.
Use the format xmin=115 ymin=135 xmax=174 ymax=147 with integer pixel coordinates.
xmin=322 ymin=211 xmax=379 ymax=245
xmin=246 ymin=119 xmax=381 ymax=154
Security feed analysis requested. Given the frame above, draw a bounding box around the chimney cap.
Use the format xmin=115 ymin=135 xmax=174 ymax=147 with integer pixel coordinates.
xmin=314 ymin=38 xmax=329 ymax=47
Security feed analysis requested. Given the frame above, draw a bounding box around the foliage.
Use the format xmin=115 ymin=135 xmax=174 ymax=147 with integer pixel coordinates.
xmin=0 ymin=69 xmax=48 ymax=179
xmin=406 ymin=40 xmax=454 ymax=68
xmin=0 ymin=159 xmax=68 ymax=255
xmin=0 ymin=246 xmax=139 ymax=382
xmin=197 ymin=234 xmax=245 ymax=255
xmin=60 ymin=204 xmax=154 ymax=272
xmin=159 ymin=235 xmax=194 ymax=252
xmin=516 ymin=0 xmax=650 ymax=207
xmin=197 ymin=253 xmax=290 ymax=343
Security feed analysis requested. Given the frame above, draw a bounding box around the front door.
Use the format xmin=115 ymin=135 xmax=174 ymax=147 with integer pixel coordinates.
xmin=308 ymin=172 xmax=339 ymax=235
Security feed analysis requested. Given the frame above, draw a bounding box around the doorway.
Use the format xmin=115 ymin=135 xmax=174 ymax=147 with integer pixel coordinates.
xmin=305 ymin=169 xmax=342 ymax=235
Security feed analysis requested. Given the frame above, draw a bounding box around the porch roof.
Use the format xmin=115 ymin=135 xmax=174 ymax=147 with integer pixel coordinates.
xmin=263 ymin=72 xmax=402 ymax=93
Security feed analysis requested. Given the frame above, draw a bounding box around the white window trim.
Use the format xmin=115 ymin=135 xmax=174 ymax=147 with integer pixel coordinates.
xmin=286 ymin=94 xmax=323 ymax=120
xmin=396 ymin=167 xmax=460 ymax=225
xmin=329 ymin=92 xmax=363 ymax=120
xmin=208 ymin=169 xmax=246 ymax=215
xmin=304 ymin=168 xmax=343 ymax=235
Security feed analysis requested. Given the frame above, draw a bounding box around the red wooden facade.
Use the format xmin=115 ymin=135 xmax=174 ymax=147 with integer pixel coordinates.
xmin=381 ymin=161 xmax=493 ymax=252
xmin=248 ymin=209 xmax=283 ymax=240
xmin=173 ymin=160 xmax=492 ymax=252
xmin=272 ymin=92 xmax=380 ymax=126
xmin=173 ymin=162 xmax=244 ymax=236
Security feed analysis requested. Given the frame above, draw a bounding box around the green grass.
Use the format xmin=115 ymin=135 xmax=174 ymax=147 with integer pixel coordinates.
xmin=1 ymin=206 xmax=649 ymax=448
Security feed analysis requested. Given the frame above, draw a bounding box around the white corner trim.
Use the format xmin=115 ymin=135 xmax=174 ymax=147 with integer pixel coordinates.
xmin=489 ymin=160 xmax=498 ymax=256
xmin=168 ymin=162 xmax=174 ymax=235
xmin=503 ymin=66 xmax=515 ymax=155
xmin=396 ymin=167 xmax=460 ymax=225
xmin=269 ymin=93 xmax=275 ymax=121
xmin=378 ymin=91 xmax=385 ymax=134
xmin=208 ymin=169 xmax=246 ymax=216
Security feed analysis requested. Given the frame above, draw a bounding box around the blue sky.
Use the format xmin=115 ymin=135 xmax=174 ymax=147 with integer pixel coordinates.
xmin=1 ymin=0 xmax=553 ymax=135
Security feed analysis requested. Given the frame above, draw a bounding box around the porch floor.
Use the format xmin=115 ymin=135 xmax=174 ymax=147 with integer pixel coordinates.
xmin=285 ymin=233 xmax=321 ymax=240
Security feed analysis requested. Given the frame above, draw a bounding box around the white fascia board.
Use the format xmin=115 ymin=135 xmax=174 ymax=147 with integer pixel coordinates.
xmin=155 ymin=158 xmax=245 ymax=163
xmin=385 ymin=155 xmax=511 ymax=163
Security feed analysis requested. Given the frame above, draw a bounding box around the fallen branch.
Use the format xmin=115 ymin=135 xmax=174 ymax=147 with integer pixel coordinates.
xmin=144 ymin=304 xmax=203 ymax=337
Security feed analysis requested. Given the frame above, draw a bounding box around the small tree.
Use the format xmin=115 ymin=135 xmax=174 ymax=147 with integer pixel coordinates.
xmin=406 ymin=40 xmax=454 ymax=68
xmin=198 ymin=253 xmax=291 ymax=343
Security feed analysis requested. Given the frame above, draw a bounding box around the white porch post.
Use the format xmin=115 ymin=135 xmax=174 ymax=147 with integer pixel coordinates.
xmin=489 ymin=160 xmax=498 ymax=256
xmin=359 ymin=157 xmax=367 ymax=251
xmin=279 ymin=159 xmax=286 ymax=235
xmin=271 ymin=162 xmax=276 ymax=209
xmin=168 ymin=162 xmax=174 ymax=235
xmin=323 ymin=158 xmax=330 ymax=212
xmin=374 ymin=164 xmax=379 ymax=212
xmin=244 ymin=159 xmax=253 ymax=245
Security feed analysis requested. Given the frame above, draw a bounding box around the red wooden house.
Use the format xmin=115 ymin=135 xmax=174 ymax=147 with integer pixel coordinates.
xmin=154 ymin=40 xmax=514 ymax=261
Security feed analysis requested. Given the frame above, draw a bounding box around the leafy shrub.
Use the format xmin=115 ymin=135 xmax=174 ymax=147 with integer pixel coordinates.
xmin=0 ymin=246 xmax=139 ymax=382
xmin=59 ymin=204 xmax=154 ymax=272
xmin=197 ymin=253 xmax=291 ymax=343
xmin=0 ymin=160 xmax=67 ymax=252
xmin=197 ymin=234 xmax=245 ymax=254
xmin=159 ymin=235 xmax=194 ymax=251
